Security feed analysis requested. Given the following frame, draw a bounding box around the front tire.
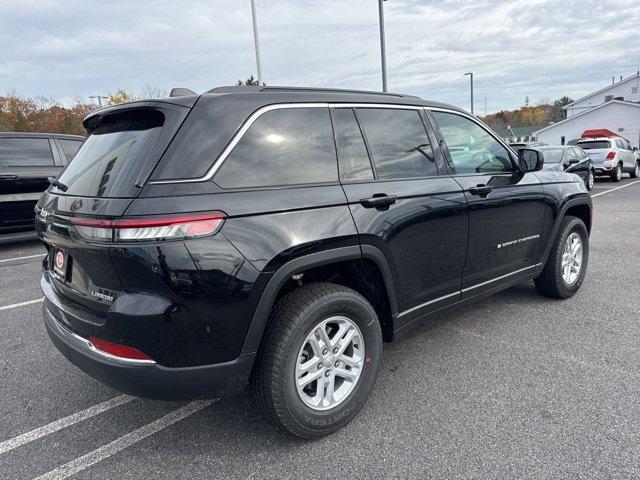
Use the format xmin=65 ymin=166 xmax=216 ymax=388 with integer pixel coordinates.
xmin=585 ymin=170 xmax=594 ymax=191
xmin=631 ymin=162 xmax=639 ymax=179
xmin=534 ymin=216 xmax=589 ymax=299
xmin=252 ymin=282 xmax=382 ymax=438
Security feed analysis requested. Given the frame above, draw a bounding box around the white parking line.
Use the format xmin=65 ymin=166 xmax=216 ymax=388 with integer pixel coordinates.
xmin=34 ymin=400 xmax=216 ymax=480
xmin=591 ymin=180 xmax=639 ymax=198
xmin=0 ymin=297 xmax=44 ymax=311
xmin=0 ymin=253 xmax=45 ymax=263
xmin=0 ymin=395 xmax=133 ymax=455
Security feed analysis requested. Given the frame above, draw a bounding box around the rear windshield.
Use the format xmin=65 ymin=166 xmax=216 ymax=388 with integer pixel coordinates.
xmin=55 ymin=109 xmax=165 ymax=197
xmin=578 ymin=141 xmax=610 ymax=149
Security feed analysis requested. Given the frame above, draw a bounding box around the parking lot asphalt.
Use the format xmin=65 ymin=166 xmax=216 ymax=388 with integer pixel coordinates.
xmin=1 ymin=177 xmax=639 ymax=480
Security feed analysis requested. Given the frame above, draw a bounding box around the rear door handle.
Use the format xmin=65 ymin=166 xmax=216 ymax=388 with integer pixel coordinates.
xmin=359 ymin=194 xmax=397 ymax=210
xmin=468 ymin=185 xmax=493 ymax=197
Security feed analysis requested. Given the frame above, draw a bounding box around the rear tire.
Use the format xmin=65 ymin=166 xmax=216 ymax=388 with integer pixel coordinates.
xmin=611 ymin=163 xmax=622 ymax=182
xmin=631 ymin=162 xmax=639 ymax=179
xmin=251 ymin=282 xmax=382 ymax=438
xmin=534 ymin=216 xmax=589 ymax=299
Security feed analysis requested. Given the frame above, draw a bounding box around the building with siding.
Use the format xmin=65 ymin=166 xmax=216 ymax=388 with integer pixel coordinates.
xmin=534 ymin=73 xmax=640 ymax=148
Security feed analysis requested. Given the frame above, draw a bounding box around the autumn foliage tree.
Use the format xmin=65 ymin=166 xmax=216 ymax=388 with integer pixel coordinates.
xmin=480 ymin=96 xmax=574 ymax=131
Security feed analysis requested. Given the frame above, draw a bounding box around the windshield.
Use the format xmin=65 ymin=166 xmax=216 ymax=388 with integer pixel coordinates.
xmin=579 ymin=141 xmax=611 ymax=150
xmin=56 ymin=110 xmax=164 ymax=197
xmin=541 ymin=149 xmax=564 ymax=164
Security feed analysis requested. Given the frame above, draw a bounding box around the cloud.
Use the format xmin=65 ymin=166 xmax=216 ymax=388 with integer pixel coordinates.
xmin=0 ymin=0 xmax=638 ymax=112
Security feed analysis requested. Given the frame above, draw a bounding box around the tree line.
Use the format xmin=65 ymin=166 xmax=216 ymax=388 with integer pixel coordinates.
xmin=479 ymin=96 xmax=573 ymax=131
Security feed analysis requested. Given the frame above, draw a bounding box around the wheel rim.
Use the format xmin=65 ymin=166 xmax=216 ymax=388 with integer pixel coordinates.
xmin=635 ymin=164 xmax=639 ymax=177
xmin=295 ymin=316 xmax=365 ymax=411
xmin=561 ymin=232 xmax=583 ymax=285
xmin=588 ymin=172 xmax=594 ymax=189
xmin=616 ymin=165 xmax=622 ymax=180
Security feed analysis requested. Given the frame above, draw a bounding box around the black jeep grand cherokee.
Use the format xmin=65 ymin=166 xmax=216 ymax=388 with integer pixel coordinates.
xmin=36 ymin=86 xmax=592 ymax=438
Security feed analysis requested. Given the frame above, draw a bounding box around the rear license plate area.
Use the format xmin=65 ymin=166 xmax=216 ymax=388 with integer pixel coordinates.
xmin=51 ymin=248 xmax=69 ymax=282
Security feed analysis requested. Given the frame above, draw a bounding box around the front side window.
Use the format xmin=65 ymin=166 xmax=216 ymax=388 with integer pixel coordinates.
xmin=214 ymin=107 xmax=338 ymax=188
xmin=332 ymin=108 xmax=373 ymax=182
xmin=0 ymin=138 xmax=54 ymax=167
xmin=432 ymin=111 xmax=513 ymax=174
xmin=356 ymin=108 xmax=437 ymax=179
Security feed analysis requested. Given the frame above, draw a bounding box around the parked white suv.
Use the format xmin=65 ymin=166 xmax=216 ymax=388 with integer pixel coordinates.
xmin=577 ymin=137 xmax=639 ymax=182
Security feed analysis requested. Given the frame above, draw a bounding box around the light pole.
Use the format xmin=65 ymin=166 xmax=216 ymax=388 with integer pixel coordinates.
xmin=464 ymin=72 xmax=474 ymax=115
xmin=250 ymin=0 xmax=263 ymax=85
xmin=378 ymin=0 xmax=387 ymax=92
xmin=89 ymin=95 xmax=108 ymax=107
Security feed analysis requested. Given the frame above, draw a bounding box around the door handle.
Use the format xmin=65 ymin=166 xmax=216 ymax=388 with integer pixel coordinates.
xmin=359 ymin=194 xmax=397 ymax=210
xmin=468 ymin=184 xmax=493 ymax=197
xmin=0 ymin=175 xmax=18 ymax=180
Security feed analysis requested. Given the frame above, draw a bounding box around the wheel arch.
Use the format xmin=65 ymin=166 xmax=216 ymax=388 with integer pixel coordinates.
xmin=540 ymin=195 xmax=592 ymax=268
xmin=241 ymin=245 xmax=398 ymax=355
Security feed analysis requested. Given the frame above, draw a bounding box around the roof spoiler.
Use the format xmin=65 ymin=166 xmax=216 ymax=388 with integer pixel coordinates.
xmin=170 ymin=87 xmax=197 ymax=97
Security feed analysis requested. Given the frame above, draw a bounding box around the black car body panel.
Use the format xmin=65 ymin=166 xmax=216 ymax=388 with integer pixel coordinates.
xmin=1 ymin=132 xmax=84 ymax=232
xmin=36 ymin=86 xmax=592 ymax=399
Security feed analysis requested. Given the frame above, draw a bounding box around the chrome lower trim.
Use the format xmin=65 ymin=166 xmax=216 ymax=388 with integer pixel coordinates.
xmin=47 ymin=307 xmax=156 ymax=365
xmin=460 ymin=263 xmax=542 ymax=293
xmin=397 ymin=263 xmax=542 ymax=318
xmin=397 ymin=290 xmax=459 ymax=318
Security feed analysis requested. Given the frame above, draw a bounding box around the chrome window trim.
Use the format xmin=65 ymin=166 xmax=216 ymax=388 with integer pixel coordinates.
xmin=397 ymin=263 xmax=541 ymax=318
xmin=148 ymin=102 xmax=427 ymax=185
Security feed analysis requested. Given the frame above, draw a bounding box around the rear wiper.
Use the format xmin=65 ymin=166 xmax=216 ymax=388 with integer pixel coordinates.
xmin=47 ymin=177 xmax=68 ymax=192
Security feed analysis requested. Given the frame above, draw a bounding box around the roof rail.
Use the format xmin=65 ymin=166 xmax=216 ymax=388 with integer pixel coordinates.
xmin=206 ymin=85 xmax=419 ymax=98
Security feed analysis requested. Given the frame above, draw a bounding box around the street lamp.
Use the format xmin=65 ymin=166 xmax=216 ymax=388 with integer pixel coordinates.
xmin=250 ymin=0 xmax=263 ymax=85
xmin=89 ymin=95 xmax=108 ymax=108
xmin=464 ymin=72 xmax=474 ymax=115
xmin=378 ymin=0 xmax=387 ymax=92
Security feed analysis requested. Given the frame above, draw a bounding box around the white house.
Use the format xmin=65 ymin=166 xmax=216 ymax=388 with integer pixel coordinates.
xmin=534 ymin=73 xmax=640 ymax=148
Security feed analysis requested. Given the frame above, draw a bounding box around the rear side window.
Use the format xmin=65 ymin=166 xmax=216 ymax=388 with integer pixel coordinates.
xmin=57 ymin=109 xmax=165 ymax=197
xmin=0 ymin=138 xmax=54 ymax=167
xmin=59 ymin=139 xmax=83 ymax=162
xmin=332 ymin=108 xmax=374 ymax=181
xmin=579 ymin=141 xmax=610 ymax=149
xmin=214 ymin=107 xmax=338 ymax=189
xmin=356 ymin=108 xmax=437 ymax=179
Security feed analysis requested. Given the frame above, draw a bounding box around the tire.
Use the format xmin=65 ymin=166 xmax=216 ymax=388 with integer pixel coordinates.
xmin=585 ymin=170 xmax=594 ymax=191
xmin=631 ymin=162 xmax=639 ymax=179
xmin=611 ymin=163 xmax=622 ymax=182
xmin=534 ymin=216 xmax=589 ymax=299
xmin=251 ymin=282 xmax=382 ymax=438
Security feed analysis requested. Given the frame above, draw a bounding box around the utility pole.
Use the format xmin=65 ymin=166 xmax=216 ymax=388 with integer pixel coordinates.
xmin=465 ymin=72 xmax=474 ymax=115
xmin=250 ymin=0 xmax=263 ymax=85
xmin=89 ymin=95 xmax=108 ymax=107
xmin=378 ymin=0 xmax=388 ymax=92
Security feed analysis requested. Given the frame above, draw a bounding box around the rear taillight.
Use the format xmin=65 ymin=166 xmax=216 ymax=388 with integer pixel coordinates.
xmin=605 ymin=151 xmax=616 ymax=159
xmin=89 ymin=336 xmax=154 ymax=362
xmin=71 ymin=212 xmax=225 ymax=243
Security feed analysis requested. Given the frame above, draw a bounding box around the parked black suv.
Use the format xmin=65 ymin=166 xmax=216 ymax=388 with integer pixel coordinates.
xmin=36 ymin=87 xmax=592 ymax=438
xmin=1 ymin=132 xmax=84 ymax=233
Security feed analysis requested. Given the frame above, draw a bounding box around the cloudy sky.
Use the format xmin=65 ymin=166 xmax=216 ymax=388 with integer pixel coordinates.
xmin=1 ymin=0 xmax=639 ymax=113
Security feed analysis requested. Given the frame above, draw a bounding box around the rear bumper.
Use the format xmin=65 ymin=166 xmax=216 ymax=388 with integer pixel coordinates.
xmin=43 ymin=302 xmax=255 ymax=400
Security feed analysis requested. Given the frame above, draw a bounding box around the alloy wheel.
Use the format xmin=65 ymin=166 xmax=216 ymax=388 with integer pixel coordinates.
xmin=295 ymin=316 xmax=365 ymax=411
xmin=616 ymin=165 xmax=622 ymax=181
xmin=561 ymin=232 xmax=583 ymax=285
xmin=587 ymin=171 xmax=594 ymax=190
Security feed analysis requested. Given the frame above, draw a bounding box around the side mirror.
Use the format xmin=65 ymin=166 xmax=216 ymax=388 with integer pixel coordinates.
xmin=518 ymin=148 xmax=544 ymax=172
xmin=633 ymin=147 xmax=638 ymax=152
